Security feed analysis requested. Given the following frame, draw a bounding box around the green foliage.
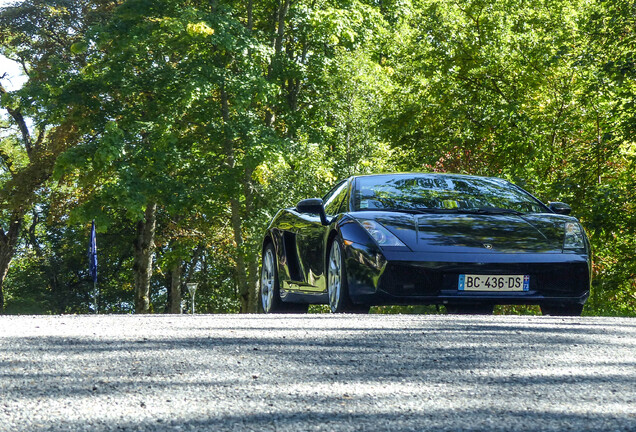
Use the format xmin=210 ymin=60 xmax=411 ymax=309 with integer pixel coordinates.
xmin=371 ymin=305 xmax=443 ymax=315
xmin=495 ymin=305 xmax=541 ymax=316
xmin=381 ymin=0 xmax=635 ymax=316
xmin=1 ymin=0 xmax=634 ymax=315
xmin=5 ymin=206 xmax=136 ymax=314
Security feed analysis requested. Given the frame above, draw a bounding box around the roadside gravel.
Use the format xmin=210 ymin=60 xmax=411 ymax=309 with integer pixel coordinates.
xmin=1 ymin=314 xmax=635 ymax=431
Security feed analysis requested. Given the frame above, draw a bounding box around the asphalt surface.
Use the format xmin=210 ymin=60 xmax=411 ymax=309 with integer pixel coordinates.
xmin=0 ymin=314 xmax=635 ymax=431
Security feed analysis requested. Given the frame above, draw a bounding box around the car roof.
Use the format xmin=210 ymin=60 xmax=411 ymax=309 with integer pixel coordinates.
xmin=349 ymin=172 xmax=508 ymax=183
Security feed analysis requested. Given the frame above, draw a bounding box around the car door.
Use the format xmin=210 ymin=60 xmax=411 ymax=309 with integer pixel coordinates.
xmin=295 ymin=180 xmax=349 ymax=291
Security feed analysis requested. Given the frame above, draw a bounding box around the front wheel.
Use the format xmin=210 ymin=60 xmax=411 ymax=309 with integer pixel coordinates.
xmin=541 ymin=304 xmax=583 ymax=316
xmin=260 ymin=243 xmax=308 ymax=314
xmin=327 ymin=238 xmax=369 ymax=314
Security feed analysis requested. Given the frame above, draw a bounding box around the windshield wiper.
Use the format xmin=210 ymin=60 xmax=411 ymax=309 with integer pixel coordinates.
xmin=468 ymin=207 xmax=525 ymax=215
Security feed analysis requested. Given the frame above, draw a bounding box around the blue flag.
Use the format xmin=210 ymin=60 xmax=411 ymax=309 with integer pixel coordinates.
xmin=89 ymin=220 xmax=97 ymax=284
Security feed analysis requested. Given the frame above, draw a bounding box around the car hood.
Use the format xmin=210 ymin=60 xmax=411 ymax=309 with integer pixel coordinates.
xmin=351 ymin=211 xmax=570 ymax=253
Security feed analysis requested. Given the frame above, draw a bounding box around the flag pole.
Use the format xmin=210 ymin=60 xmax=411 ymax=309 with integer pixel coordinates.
xmin=94 ymin=279 xmax=98 ymax=314
xmin=89 ymin=220 xmax=98 ymax=314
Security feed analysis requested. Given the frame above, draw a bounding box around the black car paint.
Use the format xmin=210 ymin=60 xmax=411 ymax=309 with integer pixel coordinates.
xmin=262 ymin=175 xmax=591 ymax=308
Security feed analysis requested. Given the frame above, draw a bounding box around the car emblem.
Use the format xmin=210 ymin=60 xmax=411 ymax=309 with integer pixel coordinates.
xmin=483 ymin=243 xmax=493 ymax=249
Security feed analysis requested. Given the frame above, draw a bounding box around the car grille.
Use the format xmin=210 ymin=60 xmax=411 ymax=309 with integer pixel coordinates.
xmin=378 ymin=261 xmax=589 ymax=297
xmin=379 ymin=263 xmax=442 ymax=296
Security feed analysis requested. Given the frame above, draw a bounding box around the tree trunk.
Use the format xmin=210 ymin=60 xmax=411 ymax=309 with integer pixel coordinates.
xmin=220 ymin=84 xmax=252 ymax=313
xmin=247 ymin=0 xmax=253 ymax=32
xmin=133 ymin=202 xmax=157 ymax=314
xmin=247 ymin=256 xmax=259 ymax=312
xmin=169 ymin=261 xmax=182 ymax=314
xmin=0 ymin=250 xmax=13 ymax=313
xmin=242 ymin=166 xmax=259 ymax=313
xmin=229 ymin=196 xmax=251 ymax=313
xmin=265 ymin=0 xmax=291 ymax=127
xmin=0 ymin=212 xmax=22 ymax=313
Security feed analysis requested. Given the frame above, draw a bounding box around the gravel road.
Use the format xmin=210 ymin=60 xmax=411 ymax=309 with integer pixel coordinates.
xmin=1 ymin=314 xmax=635 ymax=431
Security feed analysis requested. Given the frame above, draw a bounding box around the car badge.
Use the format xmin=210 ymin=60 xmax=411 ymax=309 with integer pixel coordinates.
xmin=483 ymin=243 xmax=493 ymax=249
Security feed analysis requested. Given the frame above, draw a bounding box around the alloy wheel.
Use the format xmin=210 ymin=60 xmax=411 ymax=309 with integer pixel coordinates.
xmin=328 ymin=241 xmax=342 ymax=312
xmin=261 ymin=248 xmax=275 ymax=312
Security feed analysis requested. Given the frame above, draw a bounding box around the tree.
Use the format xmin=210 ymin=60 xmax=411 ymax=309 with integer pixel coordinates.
xmin=0 ymin=0 xmax=115 ymax=312
xmin=3 ymin=0 xmax=631 ymax=316
xmin=382 ymin=0 xmax=635 ymax=314
xmin=58 ymin=0 xmax=279 ymax=313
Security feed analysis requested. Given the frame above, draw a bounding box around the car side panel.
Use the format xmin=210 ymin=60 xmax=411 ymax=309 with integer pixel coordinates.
xmin=265 ymin=208 xmax=328 ymax=293
xmin=294 ymin=210 xmax=328 ymax=291
xmin=265 ymin=210 xmax=297 ymax=286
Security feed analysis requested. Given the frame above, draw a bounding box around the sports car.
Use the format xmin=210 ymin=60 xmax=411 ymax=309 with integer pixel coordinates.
xmin=259 ymin=173 xmax=591 ymax=315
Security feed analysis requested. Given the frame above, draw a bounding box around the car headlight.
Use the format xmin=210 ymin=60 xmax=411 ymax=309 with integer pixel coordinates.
xmin=358 ymin=219 xmax=406 ymax=247
xmin=563 ymin=222 xmax=585 ymax=250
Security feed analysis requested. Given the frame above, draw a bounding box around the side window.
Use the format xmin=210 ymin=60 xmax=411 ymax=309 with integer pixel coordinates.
xmin=323 ymin=181 xmax=349 ymax=216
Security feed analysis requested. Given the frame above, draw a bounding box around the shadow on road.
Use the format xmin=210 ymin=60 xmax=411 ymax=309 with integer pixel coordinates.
xmin=0 ymin=315 xmax=634 ymax=431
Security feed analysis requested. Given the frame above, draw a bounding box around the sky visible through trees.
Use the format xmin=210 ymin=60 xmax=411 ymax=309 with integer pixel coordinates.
xmin=0 ymin=0 xmax=634 ymax=315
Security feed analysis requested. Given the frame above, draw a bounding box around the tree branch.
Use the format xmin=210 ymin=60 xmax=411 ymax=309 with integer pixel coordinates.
xmin=0 ymin=84 xmax=33 ymax=159
xmin=0 ymin=149 xmax=15 ymax=176
xmin=34 ymin=126 xmax=46 ymax=148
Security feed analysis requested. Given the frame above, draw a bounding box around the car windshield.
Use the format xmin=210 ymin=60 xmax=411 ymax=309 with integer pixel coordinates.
xmin=353 ymin=174 xmax=547 ymax=214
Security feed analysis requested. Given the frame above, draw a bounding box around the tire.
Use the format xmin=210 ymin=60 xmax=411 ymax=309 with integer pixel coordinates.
xmin=540 ymin=304 xmax=583 ymax=316
xmin=260 ymin=243 xmax=308 ymax=314
xmin=327 ymin=238 xmax=369 ymax=314
xmin=446 ymin=304 xmax=494 ymax=315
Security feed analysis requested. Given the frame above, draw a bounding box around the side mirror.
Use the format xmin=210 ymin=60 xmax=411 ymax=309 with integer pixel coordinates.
xmin=296 ymin=198 xmax=328 ymax=225
xmin=548 ymin=201 xmax=572 ymax=215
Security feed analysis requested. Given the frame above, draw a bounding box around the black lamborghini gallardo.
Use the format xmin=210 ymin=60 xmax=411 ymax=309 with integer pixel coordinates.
xmin=260 ymin=173 xmax=591 ymax=315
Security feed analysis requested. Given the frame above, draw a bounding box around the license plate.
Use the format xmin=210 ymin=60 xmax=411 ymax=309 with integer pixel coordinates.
xmin=458 ymin=274 xmax=529 ymax=292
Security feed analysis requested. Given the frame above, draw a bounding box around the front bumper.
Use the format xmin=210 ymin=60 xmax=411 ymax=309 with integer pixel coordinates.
xmin=344 ymin=243 xmax=591 ymax=306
